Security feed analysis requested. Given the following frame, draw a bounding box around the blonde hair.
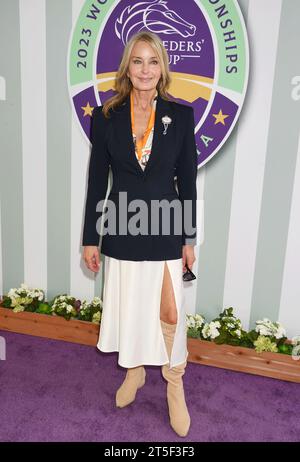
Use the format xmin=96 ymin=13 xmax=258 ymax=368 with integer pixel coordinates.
xmin=102 ymin=31 xmax=172 ymax=118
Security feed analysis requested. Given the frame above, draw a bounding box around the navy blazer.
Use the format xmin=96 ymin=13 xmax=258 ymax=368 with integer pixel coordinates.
xmin=82 ymin=92 xmax=198 ymax=261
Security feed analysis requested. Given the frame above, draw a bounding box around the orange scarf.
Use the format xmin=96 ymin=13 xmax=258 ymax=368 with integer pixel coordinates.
xmin=130 ymin=91 xmax=156 ymax=161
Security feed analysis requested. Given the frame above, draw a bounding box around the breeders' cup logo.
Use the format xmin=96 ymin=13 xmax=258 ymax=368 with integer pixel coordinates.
xmin=115 ymin=1 xmax=196 ymax=44
xmin=68 ymin=0 xmax=249 ymax=168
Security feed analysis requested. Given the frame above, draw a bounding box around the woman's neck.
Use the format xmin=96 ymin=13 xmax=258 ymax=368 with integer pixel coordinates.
xmin=131 ymin=88 xmax=157 ymax=111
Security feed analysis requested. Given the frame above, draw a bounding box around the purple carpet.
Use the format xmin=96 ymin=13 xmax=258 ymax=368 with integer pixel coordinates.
xmin=0 ymin=329 xmax=299 ymax=442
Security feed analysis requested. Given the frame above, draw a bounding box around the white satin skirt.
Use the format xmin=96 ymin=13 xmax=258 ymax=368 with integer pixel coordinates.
xmin=97 ymin=256 xmax=188 ymax=369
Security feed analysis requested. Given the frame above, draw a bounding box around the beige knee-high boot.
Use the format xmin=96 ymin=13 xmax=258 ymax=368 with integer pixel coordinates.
xmin=115 ymin=366 xmax=146 ymax=408
xmin=160 ymin=319 xmax=190 ymax=437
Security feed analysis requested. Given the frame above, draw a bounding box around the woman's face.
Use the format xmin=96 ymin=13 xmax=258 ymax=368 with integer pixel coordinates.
xmin=127 ymin=40 xmax=162 ymax=93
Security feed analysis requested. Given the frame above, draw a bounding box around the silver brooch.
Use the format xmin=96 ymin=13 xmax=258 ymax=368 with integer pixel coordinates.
xmin=162 ymin=115 xmax=172 ymax=135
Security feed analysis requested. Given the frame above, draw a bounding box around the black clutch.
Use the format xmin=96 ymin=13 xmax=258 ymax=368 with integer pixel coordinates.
xmin=183 ymin=265 xmax=196 ymax=281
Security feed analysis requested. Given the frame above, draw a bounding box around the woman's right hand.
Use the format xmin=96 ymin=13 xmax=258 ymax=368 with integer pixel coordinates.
xmin=83 ymin=246 xmax=100 ymax=273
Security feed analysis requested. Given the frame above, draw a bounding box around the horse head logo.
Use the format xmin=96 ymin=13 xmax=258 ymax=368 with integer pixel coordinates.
xmin=115 ymin=0 xmax=196 ymax=45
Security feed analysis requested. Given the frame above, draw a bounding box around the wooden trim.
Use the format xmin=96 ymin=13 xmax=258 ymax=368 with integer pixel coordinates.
xmin=0 ymin=306 xmax=99 ymax=346
xmin=1 ymin=306 xmax=299 ymax=383
xmin=188 ymin=338 xmax=300 ymax=383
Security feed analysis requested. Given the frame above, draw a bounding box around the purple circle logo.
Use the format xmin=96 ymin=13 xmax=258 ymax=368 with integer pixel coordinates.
xmin=68 ymin=0 xmax=249 ymax=168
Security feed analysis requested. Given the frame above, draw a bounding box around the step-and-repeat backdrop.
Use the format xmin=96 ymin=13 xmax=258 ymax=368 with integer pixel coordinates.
xmin=0 ymin=0 xmax=299 ymax=336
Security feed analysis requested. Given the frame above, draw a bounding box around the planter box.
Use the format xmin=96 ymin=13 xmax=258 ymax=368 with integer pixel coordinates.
xmin=0 ymin=306 xmax=99 ymax=346
xmin=1 ymin=305 xmax=300 ymax=383
xmin=188 ymin=338 xmax=300 ymax=383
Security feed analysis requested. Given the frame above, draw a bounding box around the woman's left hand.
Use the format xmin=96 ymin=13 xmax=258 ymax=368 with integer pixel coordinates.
xmin=182 ymin=245 xmax=196 ymax=273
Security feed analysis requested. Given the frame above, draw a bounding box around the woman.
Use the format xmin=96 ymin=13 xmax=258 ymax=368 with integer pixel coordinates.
xmin=82 ymin=31 xmax=197 ymax=438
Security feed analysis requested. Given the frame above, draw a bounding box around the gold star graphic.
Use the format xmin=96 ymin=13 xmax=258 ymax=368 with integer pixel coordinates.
xmin=81 ymin=102 xmax=94 ymax=117
xmin=212 ymin=109 xmax=229 ymax=125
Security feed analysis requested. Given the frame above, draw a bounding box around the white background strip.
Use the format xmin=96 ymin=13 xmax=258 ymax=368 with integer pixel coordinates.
xmin=278 ymin=131 xmax=300 ymax=337
xmin=223 ymin=0 xmax=283 ymax=329
xmin=19 ymin=0 xmax=47 ymax=294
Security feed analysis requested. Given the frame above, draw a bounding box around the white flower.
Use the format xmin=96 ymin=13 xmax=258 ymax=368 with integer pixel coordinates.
xmin=258 ymin=326 xmax=270 ymax=336
xmin=66 ymin=304 xmax=73 ymax=313
xmin=194 ymin=314 xmax=205 ymax=328
xmin=202 ymin=321 xmax=220 ymax=340
xmin=186 ymin=314 xmax=205 ymax=330
xmin=210 ymin=321 xmax=221 ymax=339
xmin=80 ymin=300 xmax=89 ymax=312
xmin=8 ymin=288 xmax=16 ymax=298
xmin=28 ymin=289 xmax=44 ymax=301
xmin=91 ymin=297 xmax=103 ymax=308
xmin=186 ymin=315 xmax=195 ymax=328
xmin=291 ymin=335 xmax=300 ymax=346
xmin=255 ymin=318 xmax=286 ymax=339
xmin=92 ymin=311 xmax=101 ymax=324
xmin=274 ymin=324 xmax=286 ymax=339
xmin=201 ymin=324 xmax=210 ymax=339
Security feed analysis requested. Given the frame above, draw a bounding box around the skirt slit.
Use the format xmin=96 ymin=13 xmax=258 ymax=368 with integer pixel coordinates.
xmin=97 ymin=256 xmax=188 ymax=369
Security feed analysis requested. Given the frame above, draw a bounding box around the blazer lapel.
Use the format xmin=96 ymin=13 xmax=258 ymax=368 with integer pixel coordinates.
xmin=112 ymin=92 xmax=174 ymax=177
xmin=144 ymin=93 xmax=173 ymax=176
